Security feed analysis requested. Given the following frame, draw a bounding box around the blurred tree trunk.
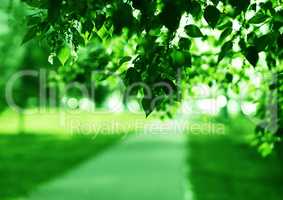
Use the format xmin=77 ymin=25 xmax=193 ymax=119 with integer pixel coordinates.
xmin=18 ymin=110 xmax=25 ymax=134
xmin=220 ymin=105 xmax=229 ymax=119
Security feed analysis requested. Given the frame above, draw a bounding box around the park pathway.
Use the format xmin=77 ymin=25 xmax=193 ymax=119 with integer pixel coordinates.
xmin=26 ymin=133 xmax=186 ymax=200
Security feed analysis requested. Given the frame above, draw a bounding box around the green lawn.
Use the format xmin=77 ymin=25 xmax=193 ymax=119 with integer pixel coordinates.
xmin=0 ymin=133 xmax=123 ymax=200
xmin=0 ymin=109 xmax=160 ymax=200
xmin=186 ymin=117 xmax=283 ymax=200
xmin=0 ymin=109 xmax=149 ymax=134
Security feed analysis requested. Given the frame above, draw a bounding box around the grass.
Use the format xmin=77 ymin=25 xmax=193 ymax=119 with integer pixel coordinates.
xmin=0 ymin=109 xmax=153 ymax=135
xmin=0 ymin=109 xmax=160 ymax=200
xmin=0 ymin=133 xmax=123 ymax=200
xmin=186 ymin=116 xmax=283 ymax=200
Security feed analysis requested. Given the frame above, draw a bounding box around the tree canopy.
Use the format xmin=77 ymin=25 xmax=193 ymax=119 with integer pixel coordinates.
xmin=17 ymin=0 xmax=283 ymax=154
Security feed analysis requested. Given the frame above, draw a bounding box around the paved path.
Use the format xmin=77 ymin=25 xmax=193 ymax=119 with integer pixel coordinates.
xmin=26 ymin=133 xmax=186 ymax=200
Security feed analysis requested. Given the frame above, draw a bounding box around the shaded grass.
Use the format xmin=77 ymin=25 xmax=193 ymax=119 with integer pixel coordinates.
xmin=186 ymin=118 xmax=283 ymax=200
xmin=0 ymin=133 xmax=123 ymax=199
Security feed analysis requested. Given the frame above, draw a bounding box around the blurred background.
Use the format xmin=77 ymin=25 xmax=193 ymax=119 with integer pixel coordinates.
xmin=0 ymin=1 xmax=283 ymax=200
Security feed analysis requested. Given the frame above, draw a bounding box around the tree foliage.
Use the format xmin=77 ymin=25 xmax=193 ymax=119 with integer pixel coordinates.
xmin=19 ymin=0 xmax=283 ymax=154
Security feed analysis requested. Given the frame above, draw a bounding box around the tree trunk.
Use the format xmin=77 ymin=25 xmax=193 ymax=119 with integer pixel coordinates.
xmin=18 ymin=110 xmax=25 ymax=134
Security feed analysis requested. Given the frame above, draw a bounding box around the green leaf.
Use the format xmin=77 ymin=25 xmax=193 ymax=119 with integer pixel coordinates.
xmin=125 ymin=67 xmax=141 ymax=85
xmin=186 ymin=1 xmax=202 ymax=19
xmin=104 ymin=17 xmax=113 ymax=30
xmin=249 ymin=3 xmax=257 ymax=11
xmin=255 ymin=33 xmax=274 ymax=52
xmin=82 ymin=18 xmax=94 ymax=35
xmin=72 ymin=28 xmax=85 ymax=46
xmin=183 ymin=51 xmax=192 ymax=67
xmin=125 ymin=67 xmax=140 ymax=96
xmin=266 ymin=53 xmax=276 ymax=69
xmin=204 ymin=5 xmax=221 ymax=28
xmin=39 ymin=21 xmax=51 ymax=33
xmin=22 ymin=0 xmax=48 ymax=8
xmin=171 ymin=50 xmax=185 ymax=67
xmin=230 ymin=0 xmax=250 ymax=13
xmin=26 ymin=15 xmax=42 ymax=26
xmin=160 ymin=1 xmax=182 ymax=31
xmin=112 ymin=3 xmax=134 ymax=34
xmin=170 ymin=50 xmax=192 ymax=68
xmin=218 ymin=27 xmax=232 ymax=43
xmin=132 ymin=0 xmax=143 ymax=10
xmin=178 ymin=37 xmax=191 ymax=50
xmin=261 ymin=2 xmax=275 ymax=15
xmin=48 ymin=0 xmax=62 ymax=24
xmin=142 ymin=97 xmax=154 ymax=117
xmin=211 ymin=0 xmax=219 ymax=5
xmin=239 ymin=38 xmax=246 ymax=50
xmin=277 ymin=34 xmax=283 ymax=49
xmin=185 ymin=25 xmax=203 ymax=38
xmin=217 ymin=20 xmax=232 ymax=30
xmin=247 ymin=32 xmax=257 ymax=44
xmin=119 ymin=56 xmax=132 ymax=66
xmin=218 ymin=41 xmax=233 ymax=63
xmin=58 ymin=46 xmax=70 ymax=65
xmin=92 ymin=32 xmax=103 ymax=42
xmin=249 ymin=12 xmax=269 ymax=24
xmin=95 ymin=13 xmax=106 ymax=30
xmin=244 ymin=46 xmax=259 ymax=67
xmin=258 ymin=142 xmax=273 ymax=157
xmin=161 ymin=79 xmax=178 ymax=95
xmin=274 ymin=10 xmax=283 ymax=23
xmin=52 ymin=56 xmax=63 ymax=67
xmin=225 ymin=73 xmax=233 ymax=83
xmin=22 ymin=26 xmax=38 ymax=45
